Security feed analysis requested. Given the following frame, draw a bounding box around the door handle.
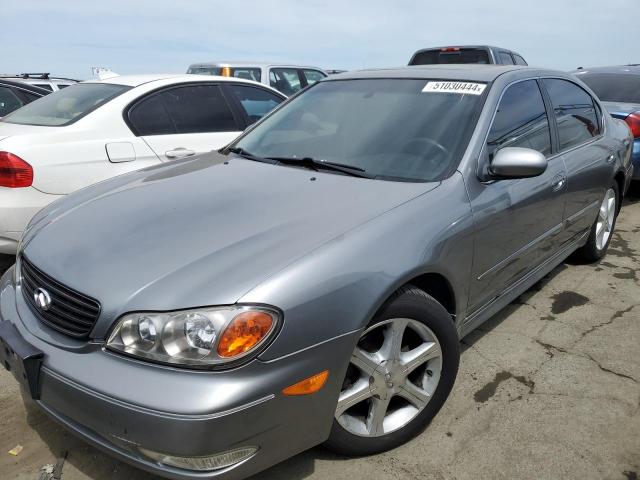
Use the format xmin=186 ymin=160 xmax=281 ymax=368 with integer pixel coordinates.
xmin=165 ymin=148 xmax=196 ymax=159
xmin=551 ymin=174 xmax=566 ymax=192
xmin=605 ymin=154 xmax=615 ymax=164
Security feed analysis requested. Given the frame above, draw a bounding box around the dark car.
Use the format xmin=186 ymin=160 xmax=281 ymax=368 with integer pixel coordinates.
xmin=0 ymin=79 xmax=49 ymax=117
xmin=573 ymin=65 xmax=640 ymax=184
xmin=409 ymin=45 xmax=527 ymax=66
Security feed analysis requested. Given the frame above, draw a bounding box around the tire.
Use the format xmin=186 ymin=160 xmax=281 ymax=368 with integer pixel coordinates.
xmin=572 ymin=181 xmax=619 ymax=263
xmin=324 ymin=286 xmax=459 ymax=456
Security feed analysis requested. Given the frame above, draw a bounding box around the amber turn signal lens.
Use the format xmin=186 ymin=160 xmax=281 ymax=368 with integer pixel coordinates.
xmin=283 ymin=370 xmax=329 ymax=396
xmin=217 ymin=311 xmax=274 ymax=358
xmin=220 ymin=66 xmax=231 ymax=77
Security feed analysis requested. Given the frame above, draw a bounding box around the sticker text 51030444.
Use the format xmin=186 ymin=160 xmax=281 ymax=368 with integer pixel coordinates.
xmin=422 ymin=81 xmax=487 ymax=95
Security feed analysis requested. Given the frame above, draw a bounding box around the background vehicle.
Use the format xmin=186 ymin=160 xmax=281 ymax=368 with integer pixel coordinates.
xmin=408 ymin=46 xmax=527 ymax=66
xmin=574 ymin=65 xmax=640 ymax=184
xmin=0 ymin=73 xmax=78 ymax=92
xmin=186 ymin=62 xmax=327 ymax=96
xmin=0 ymin=79 xmax=48 ymax=117
xmin=0 ymin=65 xmax=631 ymax=480
xmin=0 ymin=74 xmax=285 ymax=254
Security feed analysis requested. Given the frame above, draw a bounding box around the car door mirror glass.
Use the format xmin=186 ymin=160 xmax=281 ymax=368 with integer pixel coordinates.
xmin=490 ymin=147 xmax=547 ymax=179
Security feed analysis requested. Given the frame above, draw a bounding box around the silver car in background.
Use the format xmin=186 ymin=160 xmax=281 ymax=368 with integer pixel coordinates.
xmin=186 ymin=61 xmax=327 ymax=96
xmin=0 ymin=65 xmax=633 ymax=480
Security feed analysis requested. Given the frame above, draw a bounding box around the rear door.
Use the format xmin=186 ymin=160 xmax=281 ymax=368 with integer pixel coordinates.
xmin=541 ymin=78 xmax=613 ymax=243
xmin=468 ymin=79 xmax=566 ymax=313
xmin=126 ymin=83 xmax=243 ymax=161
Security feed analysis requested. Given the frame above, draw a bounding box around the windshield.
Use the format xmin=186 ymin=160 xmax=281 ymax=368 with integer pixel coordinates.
xmin=2 ymin=83 xmax=131 ymax=126
xmin=577 ymin=73 xmax=640 ymax=104
xmin=233 ymin=79 xmax=485 ymax=182
xmin=410 ymin=49 xmax=490 ymax=65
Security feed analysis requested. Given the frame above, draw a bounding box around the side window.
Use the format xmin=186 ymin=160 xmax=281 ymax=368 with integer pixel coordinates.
xmin=226 ymin=84 xmax=283 ymax=125
xmin=128 ymin=93 xmax=175 ymax=136
xmin=231 ymin=68 xmax=261 ymax=82
xmin=269 ymin=68 xmax=302 ymax=96
xmin=513 ymin=55 xmax=528 ymax=66
xmin=542 ymin=79 xmax=600 ymax=151
xmin=33 ymin=83 xmax=53 ymax=91
xmin=487 ymin=80 xmax=552 ymax=160
xmin=0 ymin=87 xmax=25 ymax=117
xmin=302 ymin=69 xmax=326 ymax=87
xmin=498 ymin=52 xmax=515 ymax=65
xmin=20 ymin=91 xmax=42 ymax=103
xmin=160 ymin=85 xmax=238 ymax=134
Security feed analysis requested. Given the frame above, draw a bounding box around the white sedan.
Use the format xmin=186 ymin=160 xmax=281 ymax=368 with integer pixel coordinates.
xmin=0 ymin=74 xmax=286 ymax=254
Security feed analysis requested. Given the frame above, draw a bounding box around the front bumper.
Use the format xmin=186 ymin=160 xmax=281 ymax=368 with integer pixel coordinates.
xmin=0 ymin=267 xmax=358 ymax=480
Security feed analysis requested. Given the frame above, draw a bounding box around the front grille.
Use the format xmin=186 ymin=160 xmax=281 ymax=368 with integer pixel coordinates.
xmin=20 ymin=256 xmax=101 ymax=338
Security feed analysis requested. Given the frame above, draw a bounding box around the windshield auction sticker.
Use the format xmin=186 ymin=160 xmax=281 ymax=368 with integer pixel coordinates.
xmin=422 ymin=81 xmax=487 ymax=95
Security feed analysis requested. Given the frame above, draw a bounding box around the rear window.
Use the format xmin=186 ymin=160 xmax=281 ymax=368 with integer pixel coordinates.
xmin=577 ymin=73 xmax=640 ymax=104
xmin=187 ymin=66 xmax=262 ymax=82
xmin=1 ymin=83 xmax=131 ymax=126
xmin=410 ymin=49 xmax=490 ymax=65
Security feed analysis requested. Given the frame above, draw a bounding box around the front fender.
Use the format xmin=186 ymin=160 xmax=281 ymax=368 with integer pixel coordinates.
xmin=246 ymin=172 xmax=474 ymax=361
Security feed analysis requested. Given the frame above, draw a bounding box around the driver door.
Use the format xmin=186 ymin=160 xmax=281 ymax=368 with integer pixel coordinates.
xmin=467 ymin=79 xmax=567 ymax=313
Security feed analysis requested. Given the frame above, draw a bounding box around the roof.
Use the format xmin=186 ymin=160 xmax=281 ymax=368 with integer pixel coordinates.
xmin=412 ymin=45 xmax=519 ymax=53
xmin=187 ymin=61 xmax=325 ymax=70
xmin=573 ymin=65 xmax=640 ymax=76
xmin=91 ymin=74 xmax=189 ymax=87
xmin=85 ymin=73 xmax=266 ymax=87
xmin=328 ymin=65 xmax=538 ymax=82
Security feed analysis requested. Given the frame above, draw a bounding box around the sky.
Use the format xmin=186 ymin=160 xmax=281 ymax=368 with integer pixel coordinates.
xmin=2 ymin=0 xmax=638 ymax=80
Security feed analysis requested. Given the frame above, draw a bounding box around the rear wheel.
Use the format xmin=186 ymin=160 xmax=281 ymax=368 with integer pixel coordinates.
xmin=324 ymin=287 xmax=459 ymax=456
xmin=573 ymin=183 xmax=619 ymax=263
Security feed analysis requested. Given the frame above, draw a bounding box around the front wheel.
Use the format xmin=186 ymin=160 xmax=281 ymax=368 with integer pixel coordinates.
xmin=324 ymin=286 xmax=459 ymax=456
xmin=573 ymin=182 xmax=619 ymax=263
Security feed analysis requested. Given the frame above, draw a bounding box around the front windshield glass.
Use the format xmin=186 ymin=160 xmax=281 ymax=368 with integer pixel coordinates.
xmin=2 ymin=83 xmax=131 ymax=126
xmin=233 ymin=78 xmax=485 ymax=182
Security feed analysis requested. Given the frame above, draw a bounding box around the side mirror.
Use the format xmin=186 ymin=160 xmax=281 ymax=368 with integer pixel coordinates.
xmin=489 ymin=147 xmax=548 ymax=179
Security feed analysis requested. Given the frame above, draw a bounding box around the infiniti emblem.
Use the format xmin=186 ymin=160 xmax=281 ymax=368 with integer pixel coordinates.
xmin=33 ymin=288 xmax=52 ymax=311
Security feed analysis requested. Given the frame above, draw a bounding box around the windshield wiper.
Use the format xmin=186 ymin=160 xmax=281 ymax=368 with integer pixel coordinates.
xmin=267 ymin=156 xmax=372 ymax=179
xmin=225 ymin=147 xmax=277 ymax=164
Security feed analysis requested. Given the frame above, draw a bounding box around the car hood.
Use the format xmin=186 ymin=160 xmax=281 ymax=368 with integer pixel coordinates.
xmin=22 ymin=152 xmax=437 ymax=337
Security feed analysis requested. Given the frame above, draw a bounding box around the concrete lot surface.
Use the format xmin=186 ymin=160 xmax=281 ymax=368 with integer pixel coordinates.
xmin=1 ymin=198 xmax=639 ymax=480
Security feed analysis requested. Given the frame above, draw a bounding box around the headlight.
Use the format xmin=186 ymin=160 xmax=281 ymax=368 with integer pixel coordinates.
xmin=106 ymin=306 xmax=280 ymax=368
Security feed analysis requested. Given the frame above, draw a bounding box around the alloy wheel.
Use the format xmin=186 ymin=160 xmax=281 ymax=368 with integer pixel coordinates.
xmin=335 ymin=318 xmax=442 ymax=437
xmin=596 ymin=188 xmax=616 ymax=251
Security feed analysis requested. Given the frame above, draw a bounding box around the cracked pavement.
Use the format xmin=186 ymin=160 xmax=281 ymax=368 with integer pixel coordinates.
xmin=1 ymin=197 xmax=639 ymax=480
